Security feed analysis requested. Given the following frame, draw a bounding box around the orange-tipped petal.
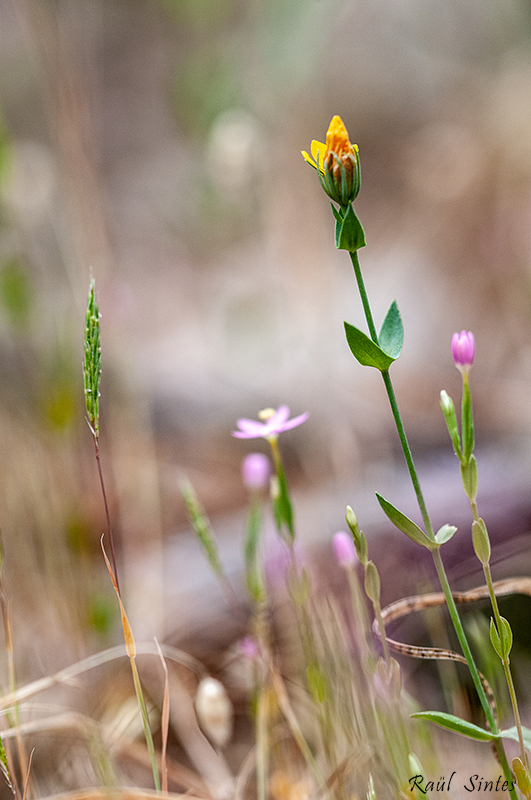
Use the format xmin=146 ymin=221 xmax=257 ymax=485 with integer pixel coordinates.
xmin=325 ymin=115 xmax=353 ymax=156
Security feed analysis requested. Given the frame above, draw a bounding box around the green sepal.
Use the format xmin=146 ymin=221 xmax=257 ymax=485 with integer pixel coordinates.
xmin=471 ymin=517 xmax=490 ymax=566
xmin=376 ymin=493 xmax=434 ymax=549
xmin=490 ymin=616 xmax=513 ymax=660
xmin=344 ymin=323 xmax=396 ymax=371
xmin=271 ymin=460 xmax=295 ymax=543
xmin=364 ymin=560 xmax=380 ymax=604
xmin=336 ymin=203 xmax=366 ymax=252
xmin=367 ymin=775 xmax=376 ymax=800
xmin=435 ymin=524 xmax=457 ymax=545
xmin=462 ymin=379 xmax=475 ymax=461
xmin=460 ymin=455 xmax=477 ymax=502
xmin=501 ymin=726 xmax=531 ymax=754
xmin=440 ymin=390 xmax=462 ymax=460
xmin=378 ymin=300 xmax=403 ymax=360
xmin=411 ymin=711 xmax=497 ymax=741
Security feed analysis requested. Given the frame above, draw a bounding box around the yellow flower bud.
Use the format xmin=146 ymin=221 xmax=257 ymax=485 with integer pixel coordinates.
xmin=302 ymin=115 xmax=361 ymax=206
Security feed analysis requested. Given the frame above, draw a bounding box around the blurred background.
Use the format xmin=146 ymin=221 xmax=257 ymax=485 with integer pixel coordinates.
xmin=1 ymin=0 xmax=531 ymax=786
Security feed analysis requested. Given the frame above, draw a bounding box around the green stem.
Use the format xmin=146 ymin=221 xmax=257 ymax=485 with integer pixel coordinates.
xmin=349 ymin=247 xmax=517 ymax=799
xmin=350 ymin=252 xmax=379 ymax=343
xmin=130 ymin=657 xmax=161 ymax=792
xmin=484 ymin=563 xmax=528 ymax=768
xmin=381 ymin=370 xmax=435 ymax=540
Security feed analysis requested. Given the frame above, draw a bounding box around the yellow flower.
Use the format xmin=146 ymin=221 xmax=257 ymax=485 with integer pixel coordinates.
xmin=301 ymin=115 xmax=360 ymax=206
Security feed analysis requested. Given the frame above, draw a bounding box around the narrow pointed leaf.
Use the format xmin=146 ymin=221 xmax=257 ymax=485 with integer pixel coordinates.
xmin=344 ymin=323 xmax=395 ymax=371
xmin=411 ymin=711 xmax=497 ymax=741
xmin=376 ymin=493 xmax=434 ymax=549
xmin=379 ymin=300 xmax=404 ymax=359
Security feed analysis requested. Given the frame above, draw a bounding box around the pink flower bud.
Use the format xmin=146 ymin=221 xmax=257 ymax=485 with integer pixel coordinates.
xmin=241 ymin=453 xmax=271 ymax=491
xmin=451 ymin=330 xmax=475 ymax=373
xmin=240 ymin=636 xmax=259 ymax=661
xmin=332 ymin=530 xmax=357 ymax=567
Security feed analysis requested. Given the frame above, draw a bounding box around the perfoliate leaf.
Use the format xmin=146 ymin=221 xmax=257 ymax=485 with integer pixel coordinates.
xmin=490 ymin=616 xmax=513 ymax=660
xmin=436 ymin=524 xmax=457 ymax=544
xmin=490 ymin=618 xmax=502 ymax=659
xmin=501 ymin=726 xmax=531 ymax=754
xmin=378 ymin=300 xmax=403 ymax=360
xmin=411 ymin=711 xmax=497 ymax=741
xmin=336 ymin=203 xmax=366 ymax=252
xmin=344 ymin=323 xmax=395 ymax=371
xmin=376 ymin=493 xmax=434 ymax=549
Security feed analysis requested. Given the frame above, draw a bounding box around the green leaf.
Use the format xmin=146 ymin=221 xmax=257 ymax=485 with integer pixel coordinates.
xmin=344 ymin=323 xmax=395 ymax=371
xmin=378 ymin=300 xmax=403 ymax=360
xmin=501 ymin=726 xmax=531 ymax=754
xmin=436 ymin=524 xmax=457 ymax=544
xmin=337 ymin=203 xmax=366 ymax=252
xmin=411 ymin=711 xmax=497 ymax=741
xmin=376 ymin=493 xmax=434 ymax=549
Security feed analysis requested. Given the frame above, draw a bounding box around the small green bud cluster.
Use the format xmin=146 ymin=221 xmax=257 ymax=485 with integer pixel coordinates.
xmin=83 ymin=280 xmax=101 ymax=436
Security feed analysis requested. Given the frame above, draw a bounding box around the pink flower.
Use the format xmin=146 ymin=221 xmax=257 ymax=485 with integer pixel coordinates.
xmin=451 ymin=330 xmax=475 ymax=373
xmin=240 ymin=636 xmax=259 ymax=661
xmin=232 ymin=405 xmax=309 ymax=440
xmin=332 ymin=531 xmax=357 ymax=567
xmin=241 ymin=453 xmax=271 ymax=491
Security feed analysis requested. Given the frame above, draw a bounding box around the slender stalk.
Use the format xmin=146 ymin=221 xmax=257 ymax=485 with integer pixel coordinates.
xmin=484 ymin=562 xmax=528 ymax=768
xmin=350 ymin=252 xmax=379 ymax=343
xmin=130 ymin=657 xmax=161 ymax=792
xmin=349 ymin=248 xmax=517 ymax=798
xmin=372 ymin=600 xmax=391 ymax=664
xmin=93 ymin=436 xmax=120 ymax=593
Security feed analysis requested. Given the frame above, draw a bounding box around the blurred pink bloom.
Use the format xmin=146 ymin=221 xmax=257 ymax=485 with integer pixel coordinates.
xmin=451 ymin=330 xmax=475 ymax=373
xmin=332 ymin=530 xmax=357 ymax=567
xmin=232 ymin=405 xmax=309 ymax=440
xmin=241 ymin=452 xmax=271 ymax=491
xmin=240 ymin=636 xmax=259 ymax=661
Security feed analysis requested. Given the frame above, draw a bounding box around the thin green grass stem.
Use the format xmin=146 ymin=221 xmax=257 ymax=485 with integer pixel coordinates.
xmin=130 ymin=656 xmax=161 ymax=792
xmin=349 ymin=249 xmax=517 ymax=799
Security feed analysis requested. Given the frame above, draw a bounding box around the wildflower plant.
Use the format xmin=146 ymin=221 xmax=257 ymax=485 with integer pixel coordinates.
xmin=301 ymin=115 xmax=531 ymax=797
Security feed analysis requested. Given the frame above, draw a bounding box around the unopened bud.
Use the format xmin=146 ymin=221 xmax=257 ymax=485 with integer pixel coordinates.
xmin=451 ymin=330 xmax=475 ymax=374
xmin=364 ymin=560 xmax=380 ymax=604
xmin=471 ymin=517 xmax=490 ymax=565
xmin=242 ymin=452 xmax=271 ymax=491
xmin=195 ymin=677 xmax=233 ymax=748
xmin=332 ymin=530 xmax=357 ymax=567
xmin=513 ymin=758 xmax=531 ymax=797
